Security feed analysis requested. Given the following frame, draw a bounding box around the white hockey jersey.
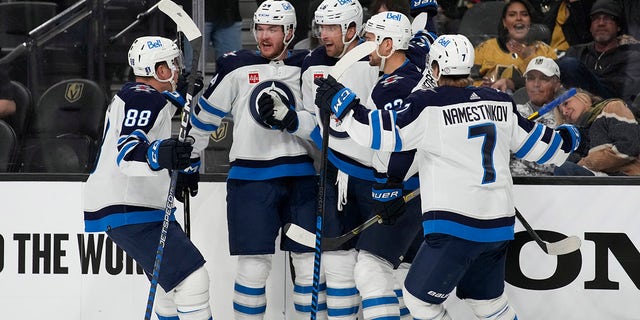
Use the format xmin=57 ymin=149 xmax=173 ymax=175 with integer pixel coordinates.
xmin=84 ymin=82 xmax=178 ymax=232
xmin=340 ymin=86 xmax=576 ymax=242
xmin=190 ymin=50 xmax=316 ymax=180
xmin=301 ymin=45 xmax=380 ymax=181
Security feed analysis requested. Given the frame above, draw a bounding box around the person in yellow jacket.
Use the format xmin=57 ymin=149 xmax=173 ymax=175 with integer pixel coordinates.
xmin=472 ymin=0 xmax=557 ymax=93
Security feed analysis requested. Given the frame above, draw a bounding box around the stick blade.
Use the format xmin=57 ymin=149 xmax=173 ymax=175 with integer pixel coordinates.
xmin=158 ymin=0 xmax=202 ymax=41
xmin=284 ymin=223 xmax=316 ymax=248
xmin=329 ymin=41 xmax=377 ymax=79
xmin=545 ymin=236 xmax=581 ymax=255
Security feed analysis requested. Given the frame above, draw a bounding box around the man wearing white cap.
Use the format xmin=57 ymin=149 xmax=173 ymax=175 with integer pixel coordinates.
xmin=510 ymin=56 xmax=565 ymax=176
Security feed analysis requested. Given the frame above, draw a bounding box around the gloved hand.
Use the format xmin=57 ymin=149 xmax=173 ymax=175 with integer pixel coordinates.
xmin=556 ymin=124 xmax=581 ymax=152
xmin=257 ymin=90 xmax=299 ymax=132
xmin=314 ymin=75 xmax=359 ymax=120
xmin=146 ymin=138 xmax=193 ymax=171
xmin=176 ymin=71 xmax=205 ymax=98
xmin=410 ymin=0 xmax=438 ymax=17
xmin=372 ymin=178 xmax=406 ymax=225
xmin=176 ymin=157 xmax=200 ymax=203
xmin=163 ymin=90 xmax=188 ymax=110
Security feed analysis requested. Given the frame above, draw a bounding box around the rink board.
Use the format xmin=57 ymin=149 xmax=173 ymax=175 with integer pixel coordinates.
xmin=0 ymin=181 xmax=638 ymax=319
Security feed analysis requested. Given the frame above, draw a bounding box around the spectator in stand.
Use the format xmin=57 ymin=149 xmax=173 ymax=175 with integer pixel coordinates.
xmin=368 ymin=0 xmax=410 ymax=16
xmin=554 ymin=88 xmax=640 ymax=176
xmin=207 ymin=0 xmax=243 ymax=60
xmin=618 ymin=0 xmax=640 ymax=41
xmin=472 ymin=0 xmax=557 ymax=93
xmin=0 ymin=69 xmax=16 ymax=119
xmin=511 ymin=56 xmax=566 ymax=176
xmin=557 ymin=0 xmax=640 ymax=104
xmin=538 ymin=0 xmax=595 ymax=56
xmin=179 ymin=0 xmax=242 ymax=70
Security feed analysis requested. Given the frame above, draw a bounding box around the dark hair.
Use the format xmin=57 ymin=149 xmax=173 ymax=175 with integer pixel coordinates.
xmin=369 ymin=0 xmax=410 ymax=16
xmin=497 ymin=0 xmax=540 ymax=49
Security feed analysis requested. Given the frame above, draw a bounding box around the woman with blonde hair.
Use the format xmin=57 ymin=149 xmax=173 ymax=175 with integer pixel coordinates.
xmin=554 ymin=88 xmax=640 ymax=176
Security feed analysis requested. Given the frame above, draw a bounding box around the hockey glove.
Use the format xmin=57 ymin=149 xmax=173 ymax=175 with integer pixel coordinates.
xmin=257 ymin=90 xmax=299 ymax=132
xmin=314 ymin=75 xmax=359 ymax=120
xmin=410 ymin=0 xmax=438 ymax=17
xmin=176 ymin=71 xmax=205 ymax=98
xmin=176 ymin=157 xmax=200 ymax=203
xmin=146 ymin=138 xmax=193 ymax=171
xmin=556 ymin=124 xmax=581 ymax=152
xmin=372 ymin=178 xmax=406 ymax=225
xmin=163 ymin=90 xmax=188 ymax=110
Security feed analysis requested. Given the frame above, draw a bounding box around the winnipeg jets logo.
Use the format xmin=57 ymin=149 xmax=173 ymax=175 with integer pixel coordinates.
xmin=249 ymin=80 xmax=296 ymax=129
xmin=381 ymin=75 xmax=403 ymax=87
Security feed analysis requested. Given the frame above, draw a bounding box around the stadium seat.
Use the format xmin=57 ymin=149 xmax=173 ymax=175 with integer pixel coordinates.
xmin=0 ymin=2 xmax=58 ymax=49
xmin=4 ymin=81 xmax=32 ymax=140
xmin=458 ymin=1 xmax=506 ymax=47
xmin=0 ymin=119 xmax=17 ymax=173
xmin=21 ymin=78 xmax=107 ymax=173
xmin=3 ymin=81 xmax=32 ymax=171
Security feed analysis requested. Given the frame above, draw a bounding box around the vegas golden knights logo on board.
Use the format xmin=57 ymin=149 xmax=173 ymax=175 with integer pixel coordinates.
xmin=65 ymin=83 xmax=84 ymax=103
xmin=210 ymin=121 xmax=228 ymax=142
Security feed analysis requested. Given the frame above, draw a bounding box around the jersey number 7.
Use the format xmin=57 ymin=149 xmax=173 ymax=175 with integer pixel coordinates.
xmin=468 ymin=123 xmax=497 ymax=184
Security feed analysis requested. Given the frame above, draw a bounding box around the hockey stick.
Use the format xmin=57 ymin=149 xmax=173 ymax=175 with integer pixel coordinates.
xmin=527 ymin=87 xmax=576 ymax=121
xmin=183 ymin=190 xmax=191 ymax=238
xmin=309 ymin=40 xmax=377 ymax=320
xmin=506 ymin=87 xmax=582 ymax=256
xmin=144 ymin=1 xmax=202 ymax=320
xmin=514 ymin=208 xmax=580 ymax=255
xmin=286 ymin=188 xmax=421 ymax=250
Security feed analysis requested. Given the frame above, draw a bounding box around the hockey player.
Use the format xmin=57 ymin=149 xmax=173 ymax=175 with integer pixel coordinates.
xmin=83 ymin=36 xmax=211 ymax=320
xmin=299 ymin=1 xmax=377 ymax=318
xmin=314 ymin=34 xmax=580 ymax=320
xmin=187 ymin=1 xmax=319 ymax=319
xmin=353 ymin=11 xmax=431 ymax=320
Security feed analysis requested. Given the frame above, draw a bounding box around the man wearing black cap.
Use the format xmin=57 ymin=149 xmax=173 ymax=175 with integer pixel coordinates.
xmin=557 ymin=0 xmax=640 ymax=105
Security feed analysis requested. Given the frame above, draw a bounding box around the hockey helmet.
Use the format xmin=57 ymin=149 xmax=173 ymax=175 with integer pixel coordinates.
xmin=127 ymin=36 xmax=183 ymax=77
xmin=364 ymin=11 xmax=412 ymax=51
xmin=253 ymin=0 xmax=297 ymax=46
xmin=428 ymin=34 xmax=475 ymax=78
xmin=314 ymin=0 xmax=363 ymax=36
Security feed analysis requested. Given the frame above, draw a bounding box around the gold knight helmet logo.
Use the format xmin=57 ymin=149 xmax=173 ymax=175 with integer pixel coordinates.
xmin=211 ymin=121 xmax=228 ymax=142
xmin=65 ymin=82 xmax=84 ymax=103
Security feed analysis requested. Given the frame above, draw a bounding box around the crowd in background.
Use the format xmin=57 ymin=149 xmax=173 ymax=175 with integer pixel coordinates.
xmin=1 ymin=0 xmax=639 ymax=177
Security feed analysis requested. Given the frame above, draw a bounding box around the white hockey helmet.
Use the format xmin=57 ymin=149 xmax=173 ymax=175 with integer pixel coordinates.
xmin=364 ymin=11 xmax=412 ymax=51
xmin=253 ymin=0 xmax=297 ymax=46
xmin=428 ymin=34 xmax=475 ymax=78
xmin=314 ymin=0 xmax=363 ymax=36
xmin=128 ymin=36 xmax=182 ymax=77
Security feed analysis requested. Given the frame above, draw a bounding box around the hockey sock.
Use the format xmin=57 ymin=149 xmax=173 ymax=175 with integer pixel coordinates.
xmin=355 ymin=250 xmax=400 ymax=320
xmin=291 ymin=252 xmax=328 ymax=319
xmin=323 ymin=249 xmax=360 ymax=319
xmin=233 ymin=255 xmax=272 ymax=320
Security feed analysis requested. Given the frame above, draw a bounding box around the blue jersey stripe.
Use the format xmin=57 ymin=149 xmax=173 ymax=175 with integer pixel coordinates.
xmin=84 ymin=209 xmax=175 ymax=232
xmin=198 ymin=96 xmax=227 ymax=118
xmin=191 ymin=114 xmax=218 ymax=132
xmin=228 ymin=162 xmax=316 ymax=180
xmin=536 ymin=132 xmax=562 ymax=164
xmin=422 ymin=220 xmax=514 ymax=242
xmin=514 ymin=123 xmax=543 ymax=158
xmin=371 ymin=111 xmax=381 ymax=149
